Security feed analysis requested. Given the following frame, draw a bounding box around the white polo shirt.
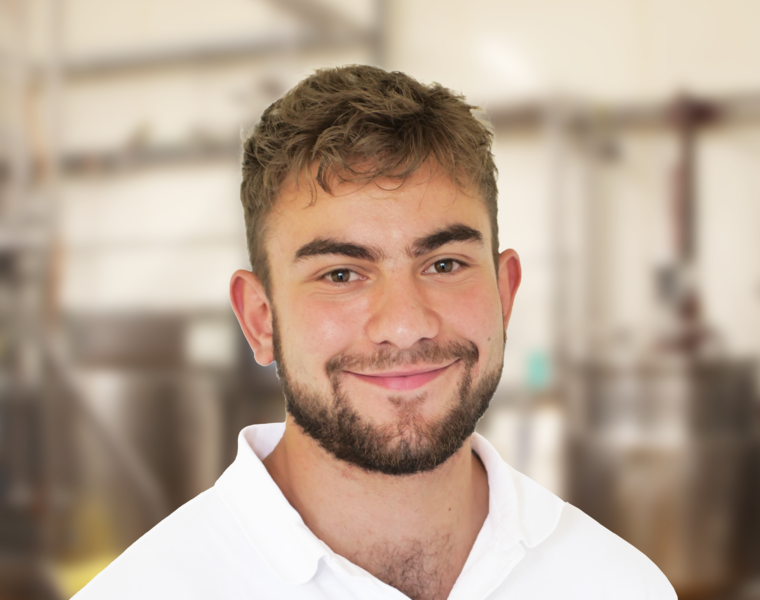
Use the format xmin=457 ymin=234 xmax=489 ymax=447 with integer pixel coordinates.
xmin=75 ymin=423 xmax=676 ymax=599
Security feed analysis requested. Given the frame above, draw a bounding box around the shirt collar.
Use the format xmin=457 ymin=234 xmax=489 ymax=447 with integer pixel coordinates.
xmin=471 ymin=432 xmax=565 ymax=549
xmin=215 ymin=423 xmax=330 ymax=584
xmin=215 ymin=424 xmax=565 ymax=586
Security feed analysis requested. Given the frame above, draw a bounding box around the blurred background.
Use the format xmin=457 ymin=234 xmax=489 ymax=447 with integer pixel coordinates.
xmin=1 ymin=0 xmax=760 ymax=598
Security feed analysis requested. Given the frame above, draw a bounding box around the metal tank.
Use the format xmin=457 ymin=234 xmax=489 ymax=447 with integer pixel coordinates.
xmin=567 ymin=355 xmax=760 ymax=599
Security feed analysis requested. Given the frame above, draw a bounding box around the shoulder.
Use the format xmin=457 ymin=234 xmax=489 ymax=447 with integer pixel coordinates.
xmin=73 ymin=489 xmax=277 ymax=600
xmin=471 ymin=435 xmax=675 ymax=598
xmin=512 ymin=503 xmax=676 ymax=599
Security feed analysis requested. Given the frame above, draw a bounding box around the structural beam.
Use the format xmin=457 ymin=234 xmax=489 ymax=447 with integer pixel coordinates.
xmin=57 ymin=31 xmax=373 ymax=80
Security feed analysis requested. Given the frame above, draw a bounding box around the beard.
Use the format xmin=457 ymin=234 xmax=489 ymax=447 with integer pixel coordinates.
xmin=271 ymin=311 xmax=504 ymax=475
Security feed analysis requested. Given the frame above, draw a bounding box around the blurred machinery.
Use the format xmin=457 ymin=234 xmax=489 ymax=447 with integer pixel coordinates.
xmin=568 ymin=356 xmax=759 ymax=597
xmin=0 ymin=0 xmax=66 ymax=597
xmin=490 ymin=94 xmax=760 ymax=598
xmin=548 ymin=96 xmax=760 ymax=599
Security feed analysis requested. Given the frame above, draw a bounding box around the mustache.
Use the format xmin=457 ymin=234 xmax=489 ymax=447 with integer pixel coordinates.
xmin=325 ymin=340 xmax=479 ymax=376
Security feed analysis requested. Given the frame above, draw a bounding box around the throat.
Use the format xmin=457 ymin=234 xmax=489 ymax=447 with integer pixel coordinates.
xmin=353 ymin=535 xmax=457 ymax=600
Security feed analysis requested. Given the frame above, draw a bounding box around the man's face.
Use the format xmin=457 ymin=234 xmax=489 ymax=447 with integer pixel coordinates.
xmin=245 ymin=165 xmax=519 ymax=474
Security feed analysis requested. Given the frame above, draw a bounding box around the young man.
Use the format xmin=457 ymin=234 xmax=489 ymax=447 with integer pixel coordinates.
xmin=76 ymin=65 xmax=675 ymax=600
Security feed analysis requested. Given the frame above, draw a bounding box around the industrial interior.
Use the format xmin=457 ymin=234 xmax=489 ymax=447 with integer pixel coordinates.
xmin=1 ymin=0 xmax=759 ymax=598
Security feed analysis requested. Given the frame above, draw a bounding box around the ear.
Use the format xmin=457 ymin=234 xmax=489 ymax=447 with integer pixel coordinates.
xmin=230 ymin=269 xmax=274 ymax=366
xmin=497 ymin=249 xmax=522 ymax=333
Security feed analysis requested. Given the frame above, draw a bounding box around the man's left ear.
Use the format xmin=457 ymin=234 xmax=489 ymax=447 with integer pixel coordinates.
xmin=497 ymin=249 xmax=522 ymax=332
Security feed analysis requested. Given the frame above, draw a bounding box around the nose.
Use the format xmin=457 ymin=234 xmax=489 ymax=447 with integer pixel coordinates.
xmin=365 ymin=274 xmax=441 ymax=349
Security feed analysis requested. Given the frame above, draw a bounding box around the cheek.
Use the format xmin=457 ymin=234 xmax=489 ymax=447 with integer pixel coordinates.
xmin=441 ymin=284 xmax=503 ymax=343
xmin=436 ymin=284 xmax=504 ymax=378
xmin=286 ymin=296 xmax=370 ymax=362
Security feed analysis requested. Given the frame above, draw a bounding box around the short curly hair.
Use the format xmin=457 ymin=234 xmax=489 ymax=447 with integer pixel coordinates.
xmin=240 ymin=64 xmax=498 ymax=294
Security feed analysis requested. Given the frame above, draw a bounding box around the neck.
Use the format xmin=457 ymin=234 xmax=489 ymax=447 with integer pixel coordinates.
xmin=263 ymin=415 xmax=489 ymax=600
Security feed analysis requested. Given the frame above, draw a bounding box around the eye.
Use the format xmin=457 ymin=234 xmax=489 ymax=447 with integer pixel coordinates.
xmin=423 ymin=258 xmax=464 ymax=275
xmin=324 ymin=268 xmax=361 ymax=283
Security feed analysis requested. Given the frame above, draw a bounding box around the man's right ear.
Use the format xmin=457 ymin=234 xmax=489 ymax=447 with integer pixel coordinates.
xmin=230 ymin=270 xmax=274 ymax=366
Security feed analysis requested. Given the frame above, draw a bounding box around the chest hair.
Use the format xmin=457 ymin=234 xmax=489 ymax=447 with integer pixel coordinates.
xmin=354 ymin=535 xmax=455 ymax=600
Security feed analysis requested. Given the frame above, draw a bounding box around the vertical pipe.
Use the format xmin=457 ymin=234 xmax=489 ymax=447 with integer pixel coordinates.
xmin=40 ymin=0 xmax=65 ymax=561
xmin=672 ymin=103 xmax=696 ymax=264
xmin=544 ymin=96 xmax=570 ymax=390
xmin=671 ymin=96 xmax=715 ymax=266
xmin=7 ymin=0 xmax=30 ymax=220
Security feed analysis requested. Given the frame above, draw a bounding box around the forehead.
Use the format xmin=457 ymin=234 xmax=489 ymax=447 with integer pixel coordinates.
xmin=265 ymin=166 xmax=491 ymax=258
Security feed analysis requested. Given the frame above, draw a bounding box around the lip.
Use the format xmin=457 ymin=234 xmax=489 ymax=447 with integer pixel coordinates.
xmin=346 ymin=361 xmax=458 ymax=391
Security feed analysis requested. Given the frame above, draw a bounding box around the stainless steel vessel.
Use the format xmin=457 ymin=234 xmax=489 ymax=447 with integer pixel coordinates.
xmin=567 ymin=357 xmax=760 ymax=599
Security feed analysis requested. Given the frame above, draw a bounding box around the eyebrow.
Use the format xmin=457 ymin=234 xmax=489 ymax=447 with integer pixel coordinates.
xmin=410 ymin=223 xmax=484 ymax=257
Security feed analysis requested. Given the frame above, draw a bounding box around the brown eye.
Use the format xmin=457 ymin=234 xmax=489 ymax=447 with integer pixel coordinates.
xmin=434 ymin=259 xmax=455 ymax=273
xmin=329 ymin=269 xmax=351 ymax=283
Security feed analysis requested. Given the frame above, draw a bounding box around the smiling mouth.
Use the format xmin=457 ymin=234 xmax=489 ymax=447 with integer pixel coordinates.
xmin=345 ymin=361 xmax=459 ymax=391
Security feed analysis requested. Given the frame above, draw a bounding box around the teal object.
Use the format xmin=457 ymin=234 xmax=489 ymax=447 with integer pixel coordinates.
xmin=526 ymin=350 xmax=551 ymax=391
